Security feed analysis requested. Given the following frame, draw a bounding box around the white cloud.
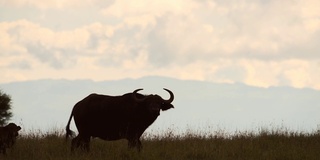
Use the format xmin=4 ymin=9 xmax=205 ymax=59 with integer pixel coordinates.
xmin=0 ymin=0 xmax=99 ymax=9
xmin=101 ymin=0 xmax=199 ymax=31
xmin=102 ymin=0 xmax=197 ymax=17
xmin=1 ymin=0 xmax=320 ymax=89
xmin=10 ymin=20 xmax=90 ymax=49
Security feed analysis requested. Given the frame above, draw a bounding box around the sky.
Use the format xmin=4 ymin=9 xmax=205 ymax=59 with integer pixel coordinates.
xmin=1 ymin=0 xmax=320 ymax=90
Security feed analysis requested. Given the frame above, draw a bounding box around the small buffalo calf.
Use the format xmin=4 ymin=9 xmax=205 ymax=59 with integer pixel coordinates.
xmin=0 ymin=123 xmax=22 ymax=154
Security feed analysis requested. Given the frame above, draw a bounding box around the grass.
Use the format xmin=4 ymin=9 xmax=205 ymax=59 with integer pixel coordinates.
xmin=2 ymin=127 xmax=320 ymax=160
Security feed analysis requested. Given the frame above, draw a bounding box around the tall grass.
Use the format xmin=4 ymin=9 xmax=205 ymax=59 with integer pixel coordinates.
xmin=2 ymin=127 xmax=320 ymax=160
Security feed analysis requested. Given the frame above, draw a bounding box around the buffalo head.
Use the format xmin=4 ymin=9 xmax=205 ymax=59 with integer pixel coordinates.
xmin=5 ymin=123 xmax=21 ymax=137
xmin=133 ymin=88 xmax=174 ymax=115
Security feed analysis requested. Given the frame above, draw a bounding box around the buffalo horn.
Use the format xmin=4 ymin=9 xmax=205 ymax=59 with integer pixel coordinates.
xmin=163 ymin=88 xmax=174 ymax=103
xmin=133 ymin=88 xmax=146 ymax=102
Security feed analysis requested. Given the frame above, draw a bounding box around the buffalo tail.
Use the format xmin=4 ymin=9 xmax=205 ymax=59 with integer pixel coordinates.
xmin=65 ymin=109 xmax=75 ymax=141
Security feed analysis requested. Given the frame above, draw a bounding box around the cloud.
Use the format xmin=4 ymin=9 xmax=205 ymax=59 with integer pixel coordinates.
xmin=0 ymin=0 xmax=101 ymax=9
xmin=0 ymin=20 xmax=90 ymax=68
xmin=101 ymin=0 xmax=197 ymax=18
xmin=103 ymin=0 xmax=320 ymax=64
xmin=1 ymin=0 xmax=320 ymax=89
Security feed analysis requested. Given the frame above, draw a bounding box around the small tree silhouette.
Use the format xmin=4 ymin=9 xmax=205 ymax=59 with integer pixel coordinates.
xmin=0 ymin=90 xmax=13 ymax=126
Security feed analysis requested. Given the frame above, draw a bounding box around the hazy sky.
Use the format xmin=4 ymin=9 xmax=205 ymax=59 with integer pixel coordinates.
xmin=1 ymin=0 xmax=320 ymax=89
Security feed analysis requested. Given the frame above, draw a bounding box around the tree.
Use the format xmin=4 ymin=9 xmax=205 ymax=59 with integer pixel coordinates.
xmin=0 ymin=90 xmax=13 ymax=126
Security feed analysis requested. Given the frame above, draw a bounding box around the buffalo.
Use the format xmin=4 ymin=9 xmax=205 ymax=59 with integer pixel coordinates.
xmin=0 ymin=123 xmax=22 ymax=154
xmin=66 ymin=88 xmax=174 ymax=151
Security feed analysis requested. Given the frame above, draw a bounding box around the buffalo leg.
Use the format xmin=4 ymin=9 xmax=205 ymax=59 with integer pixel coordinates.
xmin=81 ymin=136 xmax=90 ymax=152
xmin=71 ymin=135 xmax=80 ymax=152
xmin=0 ymin=148 xmax=6 ymax=155
xmin=71 ymin=135 xmax=90 ymax=152
xmin=128 ymin=138 xmax=142 ymax=152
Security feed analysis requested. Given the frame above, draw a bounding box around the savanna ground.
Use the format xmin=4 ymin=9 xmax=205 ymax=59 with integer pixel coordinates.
xmin=2 ymin=127 xmax=320 ymax=160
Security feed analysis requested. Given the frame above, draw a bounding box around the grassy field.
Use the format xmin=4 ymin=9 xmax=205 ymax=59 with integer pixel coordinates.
xmin=1 ymin=128 xmax=320 ymax=160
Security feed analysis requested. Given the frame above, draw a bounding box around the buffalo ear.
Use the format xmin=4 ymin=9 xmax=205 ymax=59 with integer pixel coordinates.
xmin=161 ymin=103 xmax=174 ymax=111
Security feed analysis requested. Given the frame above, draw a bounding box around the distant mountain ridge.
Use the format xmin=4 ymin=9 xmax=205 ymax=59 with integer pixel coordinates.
xmin=1 ymin=76 xmax=320 ymax=134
